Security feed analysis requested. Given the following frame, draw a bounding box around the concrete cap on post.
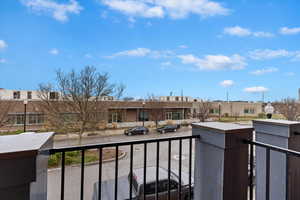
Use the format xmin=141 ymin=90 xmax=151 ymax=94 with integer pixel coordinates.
xmin=253 ymin=119 xmax=300 ymax=200
xmin=192 ymin=122 xmax=253 ymax=200
xmin=0 ymin=132 xmax=54 ymax=200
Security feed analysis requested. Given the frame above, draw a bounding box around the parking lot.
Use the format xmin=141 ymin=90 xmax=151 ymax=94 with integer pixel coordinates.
xmin=48 ymin=128 xmax=195 ymax=200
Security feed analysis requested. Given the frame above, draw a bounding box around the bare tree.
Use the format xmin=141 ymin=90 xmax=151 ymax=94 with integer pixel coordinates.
xmin=0 ymin=99 xmax=15 ymax=129
xmin=274 ymin=98 xmax=300 ymax=121
xmin=147 ymin=94 xmax=165 ymax=128
xmin=195 ymin=100 xmax=212 ymax=122
xmin=38 ymin=66 xmax=125 ymax=142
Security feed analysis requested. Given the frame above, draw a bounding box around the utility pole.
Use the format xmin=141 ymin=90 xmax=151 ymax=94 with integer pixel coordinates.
xmin=226 ymin=90 xmax=229 ymax=102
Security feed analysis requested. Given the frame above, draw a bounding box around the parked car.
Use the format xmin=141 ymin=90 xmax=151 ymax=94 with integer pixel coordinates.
xmin=92 ymin=167 xmax=194 ymax=200
xmin=124 ymin=126 xmax=149 ymax=136
xmin=156 ymin=125 xmax=180 ymax=134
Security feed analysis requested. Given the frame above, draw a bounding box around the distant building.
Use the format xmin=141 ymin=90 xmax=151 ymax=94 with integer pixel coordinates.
xmin=159 ymin=96 xmax=200 ymax=102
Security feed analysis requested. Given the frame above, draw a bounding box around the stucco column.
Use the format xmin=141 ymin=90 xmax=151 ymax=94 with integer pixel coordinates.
xmin=192 ymin=122 xmax=253 ymax=200
xmin=253 ymin=119 xmax=300 ymax=200
xmin=0 ymin=132 xmax=54 ymax=200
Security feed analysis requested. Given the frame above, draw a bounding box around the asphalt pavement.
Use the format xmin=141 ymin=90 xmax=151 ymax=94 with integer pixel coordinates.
xmin=48 ymin=128 xmax=195 ymax=200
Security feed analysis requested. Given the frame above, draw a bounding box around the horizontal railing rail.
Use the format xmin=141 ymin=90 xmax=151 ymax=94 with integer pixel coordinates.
xmin=47 ymin=135 xmax=200 ymax=200
xmin=244 ymin=139 xmax=300 ymax=200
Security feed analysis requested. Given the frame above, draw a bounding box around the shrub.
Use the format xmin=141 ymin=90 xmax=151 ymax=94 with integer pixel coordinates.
xmin=258 ymin=113 xmax=266 ymax=118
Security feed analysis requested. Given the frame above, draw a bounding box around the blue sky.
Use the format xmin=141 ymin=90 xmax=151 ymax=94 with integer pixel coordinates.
xmin=1 ymin=0 xmax=300 ymax=101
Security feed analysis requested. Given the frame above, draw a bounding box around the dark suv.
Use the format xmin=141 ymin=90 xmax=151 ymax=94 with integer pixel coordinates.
xmin=124 ymin=126 xmax=149 ymax=136
xmin=156 ymin=125 xmax=180 ymax=134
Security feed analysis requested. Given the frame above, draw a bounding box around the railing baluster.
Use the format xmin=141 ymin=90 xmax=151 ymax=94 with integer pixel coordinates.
xmin=168 ymin=140 xmax=171 ymax=200
xmin=61 ymin=151 xmax=65 ymax=200
xmin=178 ymin=139 xmax=182 ymax=200
xmin=81 ymin=150 xmax=85 ymax=200
xmin=143 ymin=143 xmax=147 ymax=200
xmin=156 ymin=141 xmax=160 ymax=200
xmin=98 ymin=148 xmax=102 ymax=200
xmin=286 ymin=154 xmax=289 ymax=200
xmin=129 ymin=144 xmax=134 ymax=200
xmin=266 ymin=148 xmax=270 ymax=200
xmin=188 ymin=138 xmax=192 ymax=200
xmin=250 ymin=143 xmax=254 ymax=200
xmin=115 ymin=145 xmax=119 ymax=200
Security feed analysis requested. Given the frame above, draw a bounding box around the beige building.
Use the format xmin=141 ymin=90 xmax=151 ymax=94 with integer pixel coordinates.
xmin=193 ymin=101 xmax=263 ymax=117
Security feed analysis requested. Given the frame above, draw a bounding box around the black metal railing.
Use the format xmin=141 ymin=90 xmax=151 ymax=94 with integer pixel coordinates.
xmin=245 ymin=139 xmax=300 ymax=200
xmin=48 ymin=135 xmax=199 ymax=200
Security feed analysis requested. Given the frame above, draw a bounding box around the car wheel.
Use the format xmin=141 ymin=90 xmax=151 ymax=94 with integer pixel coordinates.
xmin=162 ymin=130 xmax=165 ymax=134
xmin=143 ymin=131 xmax=147 ymax=135
xmin=174 ymin=129 xmax=177 ymax=132
xmin=128 ymin=132 xmax=132 ymax=136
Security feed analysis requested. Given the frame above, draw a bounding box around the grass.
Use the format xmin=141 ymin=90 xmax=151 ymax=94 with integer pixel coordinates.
xmin=219 ymin=114 xmax=286 ymax=123
xmin=48 ymin=148 xmax=123 ymax=168
xmin=0 ymin=130 xmax=24 ymax=136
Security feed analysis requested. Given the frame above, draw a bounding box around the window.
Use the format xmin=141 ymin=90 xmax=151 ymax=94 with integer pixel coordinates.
xmin=144 ymin=182 xmax=156 ymax=195
xmin=13 ymin=91 xmax=20 ymax=99
xmin=166 ymin=112 xmax=182 ymax=120
xmin=27 ymin=91 xmax=32 ymax=99
xmin=166 ymin=112 xmax=172 ymax=120
xmin=166 ymin=97 xmax=170 ymax=101
xmin=172 ymin=112 xmax=182 ymax=120
xmin=244 ymin=108 xmax=255 ymax=114
xmin=209 ymin=108 xmax=220 ymax=114
xmin=139 ymin=111 xmax=149 ymax=121
xmin=175 ymin=97 xmax=179 ymax=101
xmin=28 ymin=114 xmax=44 ymax=124
xmin=8 ymin=114 xmax=24 ymax=125
xmin=49 ymin=92 xmax=58 ymax=100
xmin=108 ymin=111 xmax=122 ymax=123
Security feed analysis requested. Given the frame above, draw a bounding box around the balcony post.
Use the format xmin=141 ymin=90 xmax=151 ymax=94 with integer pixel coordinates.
xmin=192 ymin=122 xmax=253 ymax=200
xmin=0 ymin=132 xmax=54 ymax=200
xmin=253 ymin=119 xmax=300 ymax=200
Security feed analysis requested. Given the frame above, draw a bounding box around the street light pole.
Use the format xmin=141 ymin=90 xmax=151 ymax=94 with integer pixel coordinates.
xmin=142 ymin=101 xmax=145 ymax=127
xmin=24 ymin=100 xmax=28 ymax=132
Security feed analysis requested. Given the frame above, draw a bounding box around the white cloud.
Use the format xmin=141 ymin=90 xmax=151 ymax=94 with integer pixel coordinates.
xmin=161 ymin=61 xmax=172 ymax=66
xmin=220 ymin=80 xmax=234 ymax=87
xmin=177 ymin=54 xmax=246 ymax=70
xmin=0 ymin=40 xmax=7 ymax=49
xmin=178 ymin=45 xmax=188 ymax=49
xmin=0 ymin=58 xmax=6 ymax=63
xmin=250 ymin=67 xmax=278 ymax=75
xmin=248 ymin=49 xmax=291 ymax=60
xmin=224 ymin=26 xmax=251 ymax=37
xmin=279 ymin=27 xmax=300 ymax=35
xmin=107 ymin=48 xmax=173 ymax=58
xmin=224 ymin=26 xmax=274 ymax=38
xmin=102 ymin=0 xmax=230 ymax=19
xmin=49 ymin=48 xmax=59 ymax=55
xmin=21 ymin=0 xmax=83 ymax=22
xmin=252 ymin=31 xmax=274 ymax=38
xmin=244 ymin=86 xmax=268 ymax=93
xmin=84 ymin=54 xmax=92 ymax=58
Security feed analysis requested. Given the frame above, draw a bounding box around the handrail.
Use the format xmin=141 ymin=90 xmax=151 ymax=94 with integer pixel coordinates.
xmin=48 ymin=135 xmax=200 ymax=154
xmin=244 ymin=139 xmax=300 ymax=157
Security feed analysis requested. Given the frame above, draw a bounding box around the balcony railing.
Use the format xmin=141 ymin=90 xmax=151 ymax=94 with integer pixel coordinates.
xmin=3 ymin=119 xmax=300 ymax=200
xmin=48 ymin=135 xmax=199 ymax=200
xmin=245 ymin=139 xmax=300 ymax=200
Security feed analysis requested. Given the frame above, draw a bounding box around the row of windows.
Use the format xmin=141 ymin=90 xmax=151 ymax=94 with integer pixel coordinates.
xmin=8 ymin=114 xmax=44 ymax=125
xmin=12 ymin=91 xmax=59 ymax=100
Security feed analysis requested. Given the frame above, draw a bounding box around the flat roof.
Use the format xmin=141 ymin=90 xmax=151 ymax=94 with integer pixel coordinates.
xmin=192 ymin=122 xmax=253 ymax=133
xmin=253 ymin=119 xmax=300 ymax=126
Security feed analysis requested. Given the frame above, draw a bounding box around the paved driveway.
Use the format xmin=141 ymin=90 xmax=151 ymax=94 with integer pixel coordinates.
xmin=48 ymin=129 xmax=195 ymax=200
